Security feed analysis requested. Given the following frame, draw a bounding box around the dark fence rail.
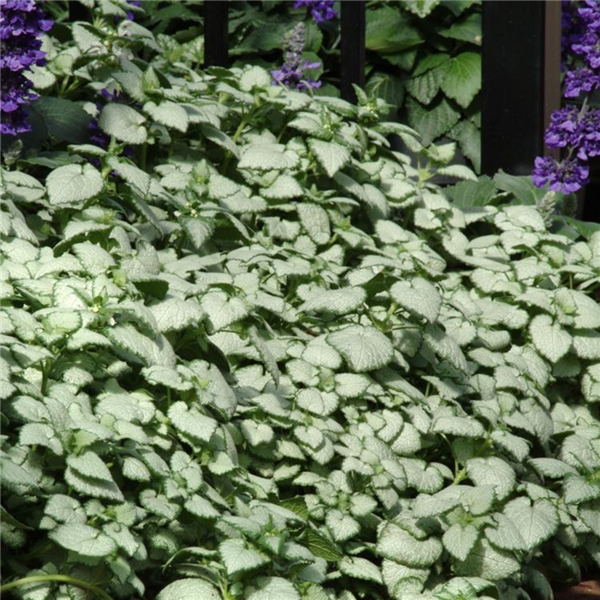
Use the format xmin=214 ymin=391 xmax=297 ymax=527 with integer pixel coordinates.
xmin=68 ymin=1 xmax=562 ymax=182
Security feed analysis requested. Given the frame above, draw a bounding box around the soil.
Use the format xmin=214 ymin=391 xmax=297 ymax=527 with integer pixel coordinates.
xmin=554 ymin=580 xmax=600 ymax=599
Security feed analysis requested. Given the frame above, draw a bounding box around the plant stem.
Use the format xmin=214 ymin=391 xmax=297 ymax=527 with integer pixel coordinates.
xmin=0 ymin=575 xmax=115 ymax=600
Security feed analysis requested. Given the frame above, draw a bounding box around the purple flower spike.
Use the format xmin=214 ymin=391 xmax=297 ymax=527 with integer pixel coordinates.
xmin=532 ymin=156 xmax=590 ymax=194
xmin=293 ymin=0 xmax=337 ymax=23
xmin=271 ymin=23 xmax=322 ymax=91
xmin=0 ymin=0 xmax=53 ymax=136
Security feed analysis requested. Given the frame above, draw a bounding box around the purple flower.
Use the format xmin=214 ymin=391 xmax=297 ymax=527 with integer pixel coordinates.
xmin=0 ymin=0 xmax=53 ymax=136
xmin=532 ymin=155 xmax=590 ymax=194
xmin=564 ymin=65 xmax=600 ymax=97
xmin=293 ymin=0 xmax=337 ymax=23
xmin=271 ymin=23 xmax=322 ymax=91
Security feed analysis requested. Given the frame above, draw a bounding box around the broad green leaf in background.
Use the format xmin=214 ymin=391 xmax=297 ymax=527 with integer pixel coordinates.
xmin=440 ymin=52 xmax=481 ymax=108
xmin=406 ymin=96 xmax=461 ymax=146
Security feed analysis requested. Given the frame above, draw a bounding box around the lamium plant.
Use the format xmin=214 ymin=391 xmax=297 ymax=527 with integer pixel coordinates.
xmin=1 ymin=2 xmax=600 ymax=600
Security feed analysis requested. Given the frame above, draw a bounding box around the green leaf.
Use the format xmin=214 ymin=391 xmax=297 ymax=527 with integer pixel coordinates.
xmin=247 ymin=577 xmax=301 ymax=600
xmin=328 ymin=325 xmax=394 ymax=372
xmin=366 ymin=7 xmax=422 ymax=53
xmin=366 ymin=72 xmax=404 ymax=118
xmin=31 ymin=96 xmax=92 ymax=143
xmin=339 ymin=557 xmax=383 ymax=584
xmin=573 ymin=330 xmax=600 ymax=360
xmin=440 ymin=13 xmax=482 ymax=44
xmin=1 ymin=170 xmax=46 ymax=203
xmin=440 ymin=52 xmax=481 ymax=109
xmin=529 ymin=315 xmax=572 ymax=363
xmin=46 ymin=164 xmax=103 ymax=207
xmin=49 ymin=523 xmax=117 ymax=557
xmin=306 ymin=529 xmax=342 ymax=561
xmin=308 ymin=139 xmax=351 ymax=178
xmin=390 ymin=278 xmax=441 ymax=322
xmin=377 ymin=522 xmax=442 ymax=567
xmin=405 ymin=57 xmax=450 ymax=105
xmin=156 ymin=579 xmax=220 ymax=600
xmin=219 ymin=538 xmax=270 ymax=576
xmin=406 ymin=96 xmax=461 ymax=145
xmin=200 ymin=123 xmax=240 ymax=157
xmin=443 ymin=523 xmax=479 ymax=562
xmin=98 ymin=103 xmax=147 ymax=144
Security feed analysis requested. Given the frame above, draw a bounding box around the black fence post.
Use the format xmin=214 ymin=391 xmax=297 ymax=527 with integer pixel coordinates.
xmin=340 ymin=0 xmax=366 ymax=103
xmin=204 ymin=1 xmax=229 ymax=68
xmin=69 ymin=1 xmax=91 ymax=22
xmin=481 ymin=1 xmax=561 ymax=176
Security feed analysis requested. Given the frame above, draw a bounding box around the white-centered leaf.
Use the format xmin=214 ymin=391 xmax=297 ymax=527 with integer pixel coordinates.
xmin=46 ymin=164 xmax=103 ymax=207
xmin=301 ymin=287 xmax=366 ymax=315
xmin=390 ymin=278 xmax=442 ymax=322
xmin=326 ymin=509 xmax=360 ymax=542
xmin=156 ymin=579 xmax=220 ymax=600
xmin=150 ymin=297 xmax=204 ymax=333
xmin=443 ymin=523 xmax=479 ymax=561
xmin=340 ymin=556 xmax=383 ymax=584
xmin=328 ymin=325 xmax=394 ymax=372
xmin=455 ymin=539 xmax=520 ymax=580
xmin=49 ymin=523 xmax=117 ymax=557
xmin=144 ymin=100 xmax=189 ymax=132
xmin=168 ymin=401 xmax=218 ymax=443
xmin=308 ymin=139 xmax=351 ymax=177
xmin=219 ymin=538 xmax=270 ymax=576
xmin=99 ymin=103 xmax=147 ymax=144
xmin=530 ymin=315 xmax=572 ymax=363
xmin=466 ymin=457 xmax=515 ymax=501
xmin=377 ymin=522 xmax=442 ymax=567
xmin=503 ymin=497 xmax=558 ymax=551
xmin=297 ymin=203 xmax=331 ymax=245
xmin=247 ymin=577 xmax=300 ymax=600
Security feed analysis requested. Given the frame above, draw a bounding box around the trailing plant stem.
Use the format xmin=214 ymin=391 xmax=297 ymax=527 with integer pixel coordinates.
xmin=0 ymin=575 xmax=115 ymax=600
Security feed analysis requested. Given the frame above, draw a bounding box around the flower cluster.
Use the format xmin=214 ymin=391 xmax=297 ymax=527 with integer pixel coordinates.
xmin=271 ymin=23 xmax=321 ymax=91
xmin=533 ymin=0 xmax=600 ymax=193
xmin=0 ymin=0 xmax=53 ymax=137
xmin=293 ymin=0 xmax=337 ymax=24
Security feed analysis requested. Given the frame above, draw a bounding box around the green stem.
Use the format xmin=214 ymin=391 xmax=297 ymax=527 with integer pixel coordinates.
xmin=0 ymin=575 xmax=114 ymax=600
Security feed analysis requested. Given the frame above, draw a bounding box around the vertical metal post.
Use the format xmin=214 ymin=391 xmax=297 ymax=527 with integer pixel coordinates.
xmin=69 ymin=1 xmax=91 ymax=22
xmin=340 ymin=0 xmax=366 ymax=103
xmin=481 ymin=1 xmax=561 ymax=176
xmin=204 ymin=1 xmax=229 ymax=68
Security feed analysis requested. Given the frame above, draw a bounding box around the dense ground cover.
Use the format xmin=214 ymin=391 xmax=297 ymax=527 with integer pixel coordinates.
xmin=1 ymin=1 xmax=600 ymax=599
